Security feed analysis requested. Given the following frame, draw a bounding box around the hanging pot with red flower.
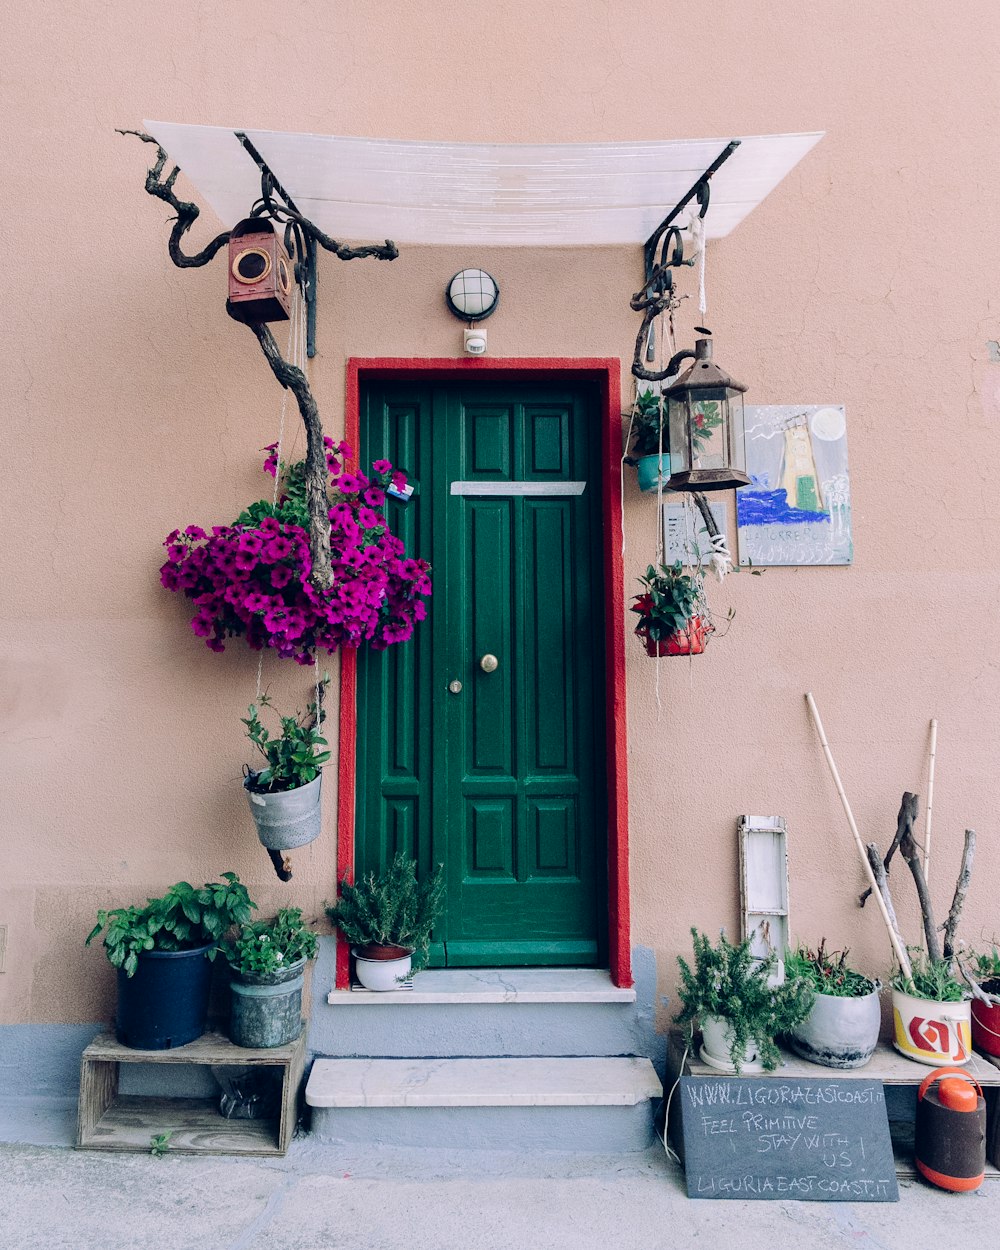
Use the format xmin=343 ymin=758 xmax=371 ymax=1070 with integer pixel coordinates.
xmin=630 ymin=563 xmax=713 ymax=657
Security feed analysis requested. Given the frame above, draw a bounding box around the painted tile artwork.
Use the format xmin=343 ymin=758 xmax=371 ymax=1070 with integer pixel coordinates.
xmin=737 ymin=405 xmax=852 ymax=566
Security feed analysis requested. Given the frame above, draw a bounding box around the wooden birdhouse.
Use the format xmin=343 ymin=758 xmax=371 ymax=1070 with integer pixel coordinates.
xmin=226 ymin=218 xmax=293 ymax=324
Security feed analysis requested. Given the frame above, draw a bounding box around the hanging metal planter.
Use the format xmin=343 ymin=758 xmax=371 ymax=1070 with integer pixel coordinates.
xmin=244 ymin=772 xmax=323 ymax=851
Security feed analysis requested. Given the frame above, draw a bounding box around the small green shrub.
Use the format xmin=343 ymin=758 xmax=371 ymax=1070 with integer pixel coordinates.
xmin=326 ymin=853 xmax=445 ymax=973
xmin=892 ymin=949 xmax=966 ymax=1002
xmin=228 ymin=907 xmax=319 ymax=978
xmin=674 ymin=928 xmax=812 ymax=1073
xmin=243 ymin=694 xmax=331 ymax=793
xmin=785 ymin=940 xmax=876 ymax=999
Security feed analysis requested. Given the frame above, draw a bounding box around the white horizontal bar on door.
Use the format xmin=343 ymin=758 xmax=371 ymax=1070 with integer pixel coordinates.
xmin=450 ymin=481 xmax=586 ymax=496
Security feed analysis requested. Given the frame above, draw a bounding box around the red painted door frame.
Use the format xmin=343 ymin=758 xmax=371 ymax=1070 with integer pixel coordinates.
xmin=337 ymin=357 xmax=631 ymax=988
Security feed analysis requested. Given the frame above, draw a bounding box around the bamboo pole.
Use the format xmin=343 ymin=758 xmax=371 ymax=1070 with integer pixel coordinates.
xmin=924 ymin=719 xmax=938 ymax=884
xmin=805 ymin=692 xmax=913 ymax=981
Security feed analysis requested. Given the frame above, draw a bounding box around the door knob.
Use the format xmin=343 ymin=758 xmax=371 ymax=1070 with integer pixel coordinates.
xmin=448 ymin=680 xmax=463 ymax=694
xmin=479 ymin=654 xmax=499 ymax=673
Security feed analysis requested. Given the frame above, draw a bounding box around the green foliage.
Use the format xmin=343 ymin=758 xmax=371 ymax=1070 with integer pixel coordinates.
xmin=326 ymin=853 xmax=445 ymax=973
xmin=227 ymin=907 xmax=319 ymax=978
xmin=970 ymin=945 xmax=1000 ymax=986
xmin=630 ymin=563 xmax=701 ymax=641
xmin=243 ymin=693 xmax=331 ymax=793
xmin=785 ymin=940 xmax=876 ymax=999
xmin=688 ymin=399 xmax=723 ymax=454
xmin=893 ymin=949 xmax=966 ymax=1002
xmin=235 ymin=461 xmax=310 ymax=532
xmin=86 ymin=874 xmax=256 ymax=979
xmin=626 ymin=389 xmax=668 ymax=460
xmin=149 ymin=1132 xmax=172 ymax=1158
xmin=674 ymin=928 xmax=813 ymax=1073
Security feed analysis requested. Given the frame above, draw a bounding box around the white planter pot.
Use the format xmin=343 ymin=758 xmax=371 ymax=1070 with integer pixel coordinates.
xmin=787 ymin=984 xmax=882 ymax=1069
xmin=892 ymin=988 xmax=972 ymax=1067
xmin=699 ymin=1014 xmax=761 ymax=1073
xmin=353 ymin=947 xmax=413 ymax=991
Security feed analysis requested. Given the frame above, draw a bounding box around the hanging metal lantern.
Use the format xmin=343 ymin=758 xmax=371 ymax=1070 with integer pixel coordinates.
xmin=664 ymin=336 xmax=750 ymax=492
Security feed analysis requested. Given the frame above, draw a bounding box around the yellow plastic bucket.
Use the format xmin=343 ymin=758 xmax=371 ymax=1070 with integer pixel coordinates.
xmin=892 ymin=989 xmax=972 ymax=1066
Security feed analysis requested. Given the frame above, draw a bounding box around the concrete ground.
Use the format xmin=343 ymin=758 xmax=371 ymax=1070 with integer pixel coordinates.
xmin=1 ymin=1111 xmax=998 ymax=1250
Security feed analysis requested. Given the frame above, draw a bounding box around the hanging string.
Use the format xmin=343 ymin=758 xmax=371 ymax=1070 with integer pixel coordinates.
xmin=255 ymin=285 xmax=304 ymax=704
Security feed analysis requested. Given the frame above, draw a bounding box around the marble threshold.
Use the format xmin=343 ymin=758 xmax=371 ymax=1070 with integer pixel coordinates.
xmin=325 ymin=967 xmax=636 ymax=1006
xmin=306 ymin=1056 xmax=662 ymax=1108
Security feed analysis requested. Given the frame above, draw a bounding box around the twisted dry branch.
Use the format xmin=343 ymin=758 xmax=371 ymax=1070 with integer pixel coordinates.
xmin=120 ymin=129 xmax=400 ymax=589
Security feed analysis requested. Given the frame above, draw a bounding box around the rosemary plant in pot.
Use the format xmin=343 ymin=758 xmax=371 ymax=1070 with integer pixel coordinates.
xmin=226 ymin=906 xmax=318 ymax=1048
xmin=784 ymin=941 xmax=881 ymax=1069
xmin=86 ymin=874 xmax=256 ymax=1050
xmin=326 ymin=853 xmax=445 ymax=990
xmin=624 ymin=388 xmax=670 ymax=492
xmin=630 ymin=563 xmax=711 ymax=657
xmin=674 ymin=928 xmax=812 ymax=1073
xmin=242 ymin=694 xmax=331 ymax=851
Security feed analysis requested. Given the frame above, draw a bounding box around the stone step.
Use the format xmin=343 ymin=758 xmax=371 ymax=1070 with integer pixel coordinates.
xmin=306 ymin=1056 xmax=662 ymax=1152
xmin=306 ymin=944 xmax=662 ymax=1065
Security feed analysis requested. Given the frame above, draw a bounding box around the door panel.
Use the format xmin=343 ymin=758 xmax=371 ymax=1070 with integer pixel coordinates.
xmin=358 ymin=379 xmax=606 ymax=967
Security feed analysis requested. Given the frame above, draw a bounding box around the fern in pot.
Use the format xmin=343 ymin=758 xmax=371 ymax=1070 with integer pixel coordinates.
xmin=784 ymin=940 xmax=882 ymax=1069
xmin=242 ymin=693 xmax=331 ymax=851
xmin=674 ymin=928 xmax=812 ymax=1073
xmin=326 ymin=853 xmax=445 ymax=990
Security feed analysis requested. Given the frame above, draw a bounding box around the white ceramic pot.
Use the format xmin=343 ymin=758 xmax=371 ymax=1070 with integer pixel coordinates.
xmin=353 ymin=946 xmax=413 ymax=991
xmin=787 ymin=983 xmax=882 ymax=1069
xmin=892 ymin=988 xmax=972 ymax=1066
xmin=699 ymin=1014 xmax=760 ymax=1073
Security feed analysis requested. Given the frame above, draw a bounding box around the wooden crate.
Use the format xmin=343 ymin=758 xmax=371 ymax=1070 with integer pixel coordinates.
xmin=76 ymin=1030 xmax=306 ymax=1156
xmin=667 ymin=1032 xmax=1000 ymax=1179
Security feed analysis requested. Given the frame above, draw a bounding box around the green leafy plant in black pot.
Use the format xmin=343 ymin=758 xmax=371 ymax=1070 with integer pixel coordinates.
xmin=86 ymin=874 xmax=256 ymax=1050
xmin=226 ymin=906 xmax=319 ymax=1048
xmin=326 ymin=852 xmax=445 ymax=990
xmin=242 ymin=692 xmax=331 ymax=852
xmin=674 ymin=928 xmax=812 ymax=1073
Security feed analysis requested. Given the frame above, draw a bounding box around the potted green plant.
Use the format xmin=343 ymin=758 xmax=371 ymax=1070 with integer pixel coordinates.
xmin=969 ymin=946 xmax=1000 ymax=1058
xmin=226 ymin=906 xmax=318 ymax=1048
xmin=891 ymin=950 xmax=972 ymax=1067
xmin=326 ymin=852 xmax=445 ymax=990
xmin=674 ymin=928 xmax=812 ymax=1073
xmin=242 ymin=693 xmax=331 ymax=851
xmin=624 ymin=389 xmax=670 ymax=492
xmin=630 ymin=562 xmax=711 ymax=656
xmin=784 ymin=940 xmax=882 ymax=1069
xmin=86 ymin=874 xmax=256 ymax=1050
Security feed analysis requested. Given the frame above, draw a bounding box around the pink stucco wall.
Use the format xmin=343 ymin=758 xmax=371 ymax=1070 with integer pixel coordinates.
xmin=3 ymin=2 xmax=999 ymax=1027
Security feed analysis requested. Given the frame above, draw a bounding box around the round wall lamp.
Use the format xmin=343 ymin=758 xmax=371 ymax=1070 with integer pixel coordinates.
xmin=445 ymin=269 xmax=500 ymax=321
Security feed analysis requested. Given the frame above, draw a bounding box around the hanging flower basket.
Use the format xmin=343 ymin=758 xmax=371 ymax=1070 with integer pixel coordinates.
xmin=640 ymin=616 xmax=712 ymax=656
xmin=160 ymin=442 xmax=431 ymax=661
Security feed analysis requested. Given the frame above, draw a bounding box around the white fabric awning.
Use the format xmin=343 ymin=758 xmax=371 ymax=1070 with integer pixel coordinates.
xmin=144 ymin=121 xmax=823 ymax=247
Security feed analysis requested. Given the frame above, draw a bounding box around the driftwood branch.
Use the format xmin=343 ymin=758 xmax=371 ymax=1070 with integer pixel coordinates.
xmin=897 ymin=790 xmax=942 ymax=962
xmin=122 ymin=129 xmax=399 ymax=590
xmin=266 ymin=848 xmax=293 ymax=882
xmin=859 ymin=793 xmax=909 ymax=907
xmin=692 ymin=491 xmax=721 ymax=541
xmin=250 ymin=323 xmax=333 ymax=588
xmin=942 ymin=828 xmax=975 ymax=960
xmin=865 ymin=842 xmax=905 ymax=954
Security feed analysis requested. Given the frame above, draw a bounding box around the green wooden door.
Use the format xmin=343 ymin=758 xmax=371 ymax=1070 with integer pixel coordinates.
xmin=356 ymin=378 xmax=606 ymax=966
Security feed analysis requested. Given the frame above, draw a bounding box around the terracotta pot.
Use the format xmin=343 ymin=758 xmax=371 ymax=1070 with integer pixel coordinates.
xmin=971 ymin=978 xmax=1000 ymax=1058
xmin=641 ymin=616 xmax=711 ymax=657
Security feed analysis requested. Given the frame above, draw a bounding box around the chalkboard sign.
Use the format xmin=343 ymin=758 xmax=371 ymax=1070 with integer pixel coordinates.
xmin=679 ymin=1076 xmax=899 ymax=1202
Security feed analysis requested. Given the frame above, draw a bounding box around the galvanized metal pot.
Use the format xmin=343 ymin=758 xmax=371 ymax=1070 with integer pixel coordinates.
xmin=244 ymin=773 xmax=322 ymax=851
xmin=229 ymin=958 xmax=306 ymax=1048
xmin=787 ymin=983 xmax=881 ymax=1069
